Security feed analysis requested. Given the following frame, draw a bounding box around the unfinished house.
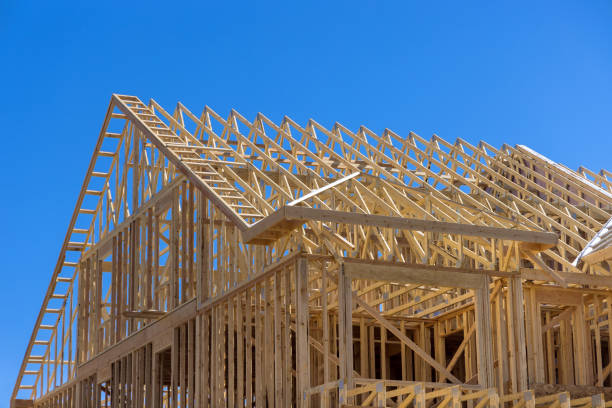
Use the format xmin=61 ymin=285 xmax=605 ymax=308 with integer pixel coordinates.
xmin=11 ymin=94 xmax=612 ymax=408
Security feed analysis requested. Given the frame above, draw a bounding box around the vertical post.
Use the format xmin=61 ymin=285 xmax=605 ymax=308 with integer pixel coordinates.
xmin=95 ymin=374 xmax=101 ymax=408
xmin=152 ymin=352 xmax=160 ymax=408
xmin=274 ymin=272 xmax=283 ymax=408
xmin=573 ymin=301 xmax=585 ymax=384
xmin=558 ymin=392 xmax=571 ymax=408
xmin=296 ymin=256 xmax=310 ymax=408
xmin=170 ymin=188 xmax=179 ymax=310
xmin=525 ymin=286 xmax=545 ymax=385
xmin=133 ymin=130 xmax=140 ymax=212
xmin=592 ymin=393 xmax=605 ymax=408
xmin=434 ymin=322 xmax=446 ymax=383
xmin=337 ymin=263 xmax=353 ymax=395
xmin=509 ymin=276 xmax=528 ymax=391
xmin=595 ymin=297 xmax=604 ymax=386
xmin=376 ymin=381 xmax=386 ymax=408
xmin=75 ymin=379 xmax=82 ymax=408
xmin=194 ymin=314 xmax=201 ymax=408
xmin=414 ymin=384 xmax=425 ymax=408
xmin=494 ymin=287 xmax=508 ymax=395
xmin=450 ymin=386 xmax=461 ymax=408
xmin=560 ymin=317 xmax=575 ymax=385
xmin=321 ymin=389 xmax=328 ymax=408
xmin=488 ymin=388 xmax=499 ymax=408
xmin=474 ymin=275 xmax=494 ymax=388
xmin=77 ymin=261 xmax=85 ymax=365
xmin=524 ymin=390 xmax=535 ymax=408
xmin=146 ymin=208 xmax=153 ymax=311
xmin=94 ymin=254 xmax=102 ymax=355
xmin=323 ymin=265 xmax=331 ymax=383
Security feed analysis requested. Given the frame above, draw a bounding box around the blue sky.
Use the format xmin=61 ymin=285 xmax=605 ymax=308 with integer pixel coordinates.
xmin=1 ymin=0 xmax=611 ymax=402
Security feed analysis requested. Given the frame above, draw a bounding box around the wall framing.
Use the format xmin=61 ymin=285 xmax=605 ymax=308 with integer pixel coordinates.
xmin=11 ymin=94 xmax=612 ymax=408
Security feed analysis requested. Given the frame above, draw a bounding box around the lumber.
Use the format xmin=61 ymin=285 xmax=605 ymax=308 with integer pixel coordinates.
xmin=12 ymin=94 xmax=612 ymax=408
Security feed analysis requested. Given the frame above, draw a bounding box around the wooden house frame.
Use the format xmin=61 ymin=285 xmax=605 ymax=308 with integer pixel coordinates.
xmin=10 ymin=94 xmax=612 ymax=408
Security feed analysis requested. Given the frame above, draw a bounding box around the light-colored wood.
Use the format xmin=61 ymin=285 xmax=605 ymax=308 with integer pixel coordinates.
xmin=13 ymin=94 xmax=612 ymax=408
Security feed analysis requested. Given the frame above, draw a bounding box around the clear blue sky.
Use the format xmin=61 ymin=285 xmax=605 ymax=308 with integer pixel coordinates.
xmin=1 ymin=0 xmax=610 ymax=402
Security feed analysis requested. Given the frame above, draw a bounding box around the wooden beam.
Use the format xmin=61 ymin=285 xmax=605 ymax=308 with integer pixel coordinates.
xmin=14 ymin=94 xmax=612 ymax=408
xmin=344 ymin=260 xmax=487 ymax=289
xmin=521 ymin=268 xmax=612 ymax=287
xmin=244 ymin=206 xmax=559 ymax=245
xmin=474 ymin=275 xmax=494 ymax=388
xmin=287 ymin=171 xmax=360 ymax=206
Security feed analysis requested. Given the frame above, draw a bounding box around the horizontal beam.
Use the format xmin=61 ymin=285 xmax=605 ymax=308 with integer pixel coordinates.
xmin=244 ymin=206 xmax=558 ymax=245
xmin=123 ymin=310 xmax=167 ymax=319
xmin=520 ymin=268 xmax=612 ymax=288
xmin=344 ymin=259 xmax=487 ymax=289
